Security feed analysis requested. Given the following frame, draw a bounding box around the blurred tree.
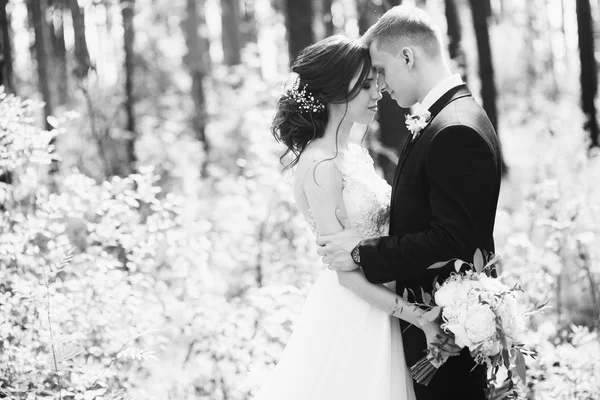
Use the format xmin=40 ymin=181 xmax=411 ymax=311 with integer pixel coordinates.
xmin=222 ymin=0 xmax=242 ymax=65
xmin=524 ymin=0 xmax=537 ymax=95
xmin=468 ymin=0 xmax=508 ymax=175
xmin=121 ymin=0 xmax=137 ymax=171
xmin=543 ymin=0 xmax=558 ymax=99
xmin=0 ymin=0 xmax=14 ymax=93
xmin=314 ymin=0 xmax=333 ymax=40
xmin=68 ymin=0 xmax=92 ymax=79
xmin=49 ymin=0 xmax=68 ymax=104
xmin=497 ymin=0 xmax=505 ymax=19
xmin=27 ymin=0 xmax=53 ymax=131
xmin=576 ymin=0 xmax=599 ymax=147
xmin=444 ymin=0 xmax=466 ymax=82
xmin=323 ymin=0 xmax=334 ymax=37
xmin=238 ymin=0 xmax=258 ymax=49
xmin=0 ymin=0 xmax=12 ymax=185
xmin=283 ymin=0 xmax=313 ymax=64
xmin=358 ymin=0 xmax=409 ymax=185
xmin=183 ymin=0 xmax=210 ymax=174
xmin=561 ymin=0 xmax=568 ymax=72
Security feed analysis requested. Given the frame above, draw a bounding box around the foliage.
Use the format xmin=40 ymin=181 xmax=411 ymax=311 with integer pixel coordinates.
xmin=2 ymin=0 xmax=600 ymax=394
xmin=493 ymin=99 xmax=600 ymax=399
xmin=3 ymin=67 xmax=600 ymax=400
xmin=0 ymin=70 xmax=319 ymax=399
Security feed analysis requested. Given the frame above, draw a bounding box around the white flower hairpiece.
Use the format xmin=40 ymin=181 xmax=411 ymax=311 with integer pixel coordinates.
xmin=287 ymin=77 xmax=325 ymax=114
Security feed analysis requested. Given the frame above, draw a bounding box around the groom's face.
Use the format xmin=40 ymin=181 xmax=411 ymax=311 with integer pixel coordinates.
xmin=369 ymin=40 xmax=416 ymax=108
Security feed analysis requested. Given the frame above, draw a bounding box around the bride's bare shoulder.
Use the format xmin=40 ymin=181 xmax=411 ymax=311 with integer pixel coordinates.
xmin=295 ymin=146 xmax=342 ymax=191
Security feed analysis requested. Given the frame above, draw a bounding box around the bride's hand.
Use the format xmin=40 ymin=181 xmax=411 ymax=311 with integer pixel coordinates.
xmin=419 ymin=319 xmax=462 ymax=364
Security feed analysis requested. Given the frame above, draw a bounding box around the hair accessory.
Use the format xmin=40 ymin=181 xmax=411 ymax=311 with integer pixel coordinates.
xmin=287 ymin=77 xmax=325 ymax=114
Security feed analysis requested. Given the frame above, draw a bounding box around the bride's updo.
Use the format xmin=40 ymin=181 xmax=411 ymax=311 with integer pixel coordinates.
xmin=272 ymin=35 xmax=372 ymax=169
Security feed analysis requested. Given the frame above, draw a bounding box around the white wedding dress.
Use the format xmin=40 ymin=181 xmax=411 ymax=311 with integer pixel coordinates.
xmin=254 ymin=145 xmax=416 ymax=400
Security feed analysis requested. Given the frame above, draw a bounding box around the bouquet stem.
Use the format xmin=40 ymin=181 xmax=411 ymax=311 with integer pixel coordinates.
xmin=410 ymin=356 xmax=439 ymax=386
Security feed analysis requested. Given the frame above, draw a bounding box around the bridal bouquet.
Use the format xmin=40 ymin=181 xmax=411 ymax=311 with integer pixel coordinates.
xmin=410 ymin=250 xmax=539 ymax=398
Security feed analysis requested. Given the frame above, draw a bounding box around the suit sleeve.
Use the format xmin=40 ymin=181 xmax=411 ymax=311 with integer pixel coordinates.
xmin=358 ymin=125 xmax=499 ymax=284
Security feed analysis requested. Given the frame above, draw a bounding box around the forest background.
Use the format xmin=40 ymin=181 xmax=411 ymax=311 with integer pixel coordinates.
xmin=0 ymin=0 xmax=599 ymax=399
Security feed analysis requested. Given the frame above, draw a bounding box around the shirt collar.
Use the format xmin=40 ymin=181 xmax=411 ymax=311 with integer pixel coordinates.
xmin=419 ymin=73 xmax=464 ymax=111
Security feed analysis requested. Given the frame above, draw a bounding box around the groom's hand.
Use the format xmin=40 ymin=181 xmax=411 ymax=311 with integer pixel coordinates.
xmin=316 ymin=209 xmax=363 ymax=271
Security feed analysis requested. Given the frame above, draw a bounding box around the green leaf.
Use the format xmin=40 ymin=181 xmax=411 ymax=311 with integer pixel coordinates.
xmin=502 ymin=348 xmax=511 ymax=370
xmin=514 ymin=350 xmax=527 ymax=384
xmin=421 ymin=287 xmax=433 ymax=305
xmin=428 ymin=259 xmax=456 ymax=269
xmin=474 ymin=249 xmax=484 ymax=273
xmin=484 ymin=254 xmax=501 ymax=269
xmin=407 ymin=288 xmax=417 ymax=301
xmin=454 ymin=260 xmax=464 ymax=272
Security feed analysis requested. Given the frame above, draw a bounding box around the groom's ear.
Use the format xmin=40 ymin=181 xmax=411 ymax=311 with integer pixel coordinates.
xmin=400 ymin=47 xmax=415 ymax=69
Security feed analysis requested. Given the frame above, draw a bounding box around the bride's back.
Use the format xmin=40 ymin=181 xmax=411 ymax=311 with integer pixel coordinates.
xmin=293 ymin=143 xmax=345 ymax=236
xmin=293 ymin=142 xmax=391 ymax=239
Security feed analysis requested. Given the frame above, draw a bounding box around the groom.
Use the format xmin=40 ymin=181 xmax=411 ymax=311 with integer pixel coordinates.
xmin=316 ymin=6 xmax=502 ymax=400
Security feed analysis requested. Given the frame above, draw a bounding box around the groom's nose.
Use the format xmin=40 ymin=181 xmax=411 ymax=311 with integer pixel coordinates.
xmin=376 ymin=75 xmax=387 ymax=93
xmin=373 ymin=88 xmax=383 ymax=101
xmin=370 ymin=82 xmax=382 ymax=101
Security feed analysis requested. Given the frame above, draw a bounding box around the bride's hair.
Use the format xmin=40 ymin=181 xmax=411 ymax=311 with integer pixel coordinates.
xmin=271 ymin=35 xmax=372 ymax=170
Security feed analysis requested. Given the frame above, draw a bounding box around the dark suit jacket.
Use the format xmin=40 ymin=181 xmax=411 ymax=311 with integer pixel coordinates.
xmin=359 ymin=85 xmax=502 ymax=399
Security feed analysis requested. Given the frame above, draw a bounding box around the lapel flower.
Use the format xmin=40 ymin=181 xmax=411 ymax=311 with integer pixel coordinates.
xmin=405 ymin=103 xmax=431 ymax=140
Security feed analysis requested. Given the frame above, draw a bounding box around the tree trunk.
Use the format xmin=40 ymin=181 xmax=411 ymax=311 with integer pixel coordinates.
xmin=444 ymin=0 xmax=466 ymax=82
xmin=68 ymin=0 xmax=91 ymax=79
xmin=50 ymin=0 xmax=68 ymax=104
xmin=0 ymin=0 xmax=12 ymax=184
xmin=183 ymin=0 xmax=210 ymax=174
xmin=121 ymin=0 xmax=136 ymax=170
xmin=323 ymin=0 xmax=334 ymax=37
xmin=0 ymin=0 xmax=14 ymax=93
xmin=544 ymin=0 xmax=558 ymax=99
xmin=28 ymin=0 xmax=53 ymax=131
xmin=469 ymin=0 xmax=508 ymax=175
xmin=313 ymin=0 xmax=334 ymax=40
xmin=283 ymin=0 xmax=313 ymax=65
xmin=524 ymin=0 xmax=537 ymax=93
xmin=576 ymin=0 xmax=599 ymax=147
xmin=221 ymin=0 xmax=241 ymax=65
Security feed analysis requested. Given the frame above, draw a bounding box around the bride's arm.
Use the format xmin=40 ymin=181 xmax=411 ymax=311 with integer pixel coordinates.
xmin=336 ymin=269 xmax=425 ymax=326
xmin=302 ymin=156 xmax=429 ymax=328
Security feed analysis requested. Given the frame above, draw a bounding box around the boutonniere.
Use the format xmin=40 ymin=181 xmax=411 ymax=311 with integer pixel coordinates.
xmin=405 ymin=103 xmax=431 ymax=140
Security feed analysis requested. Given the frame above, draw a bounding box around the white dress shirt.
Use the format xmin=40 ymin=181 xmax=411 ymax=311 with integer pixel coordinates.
xmin=419 ymin=73 xmax=464 ymax=111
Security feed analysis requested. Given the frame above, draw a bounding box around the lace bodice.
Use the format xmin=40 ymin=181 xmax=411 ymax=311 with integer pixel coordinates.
xmin=305 ymin=144 xmax=391 ymax=239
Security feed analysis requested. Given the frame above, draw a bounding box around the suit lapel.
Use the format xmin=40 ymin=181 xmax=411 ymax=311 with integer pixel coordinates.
xmin=390 ymin=85 xmax=472 ymax=204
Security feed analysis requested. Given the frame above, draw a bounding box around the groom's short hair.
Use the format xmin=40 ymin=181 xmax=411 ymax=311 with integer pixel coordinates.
xmin=362 ymin=5 xmax=443 ymax=59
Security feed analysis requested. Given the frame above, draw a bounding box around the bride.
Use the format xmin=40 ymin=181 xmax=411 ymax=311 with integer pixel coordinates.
xmin=255 ymin=35 xmax=440 ymax=400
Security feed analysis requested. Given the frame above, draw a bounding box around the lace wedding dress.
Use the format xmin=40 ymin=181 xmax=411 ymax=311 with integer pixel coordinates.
xmin=254 ymin=145 xmax=416 ymax=400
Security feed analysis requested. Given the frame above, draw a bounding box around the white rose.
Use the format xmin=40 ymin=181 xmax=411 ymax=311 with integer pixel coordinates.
xmin=496 ymin=294 xmax=526 ymax=339
xmin=462 ymin=303 xmax=497 ymax=346
xmin=444 ymin=322 xmax=471 ymax=348
xmin=479 ymin=275 xmax=509 ymax=293
xmin=480 ymin=339 xmax=501 ymax=356
xmin=434 ymin=280 xmax=462 ymax=307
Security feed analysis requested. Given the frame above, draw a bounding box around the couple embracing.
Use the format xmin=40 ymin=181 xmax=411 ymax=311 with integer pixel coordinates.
xmin=256 ymin=5 xmax=502 ymax=400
